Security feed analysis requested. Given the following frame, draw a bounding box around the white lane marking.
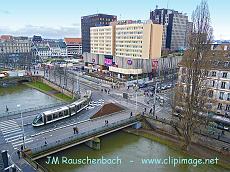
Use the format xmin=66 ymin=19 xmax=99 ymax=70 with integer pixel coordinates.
xmin=0 ymin=123 xmax=17 ymax=128
xmin=11 ymin=137 xmax=33 ymax=146
xmin=2 ymin=128 xmax=22 ymax=134
xmin=3 ymin=131 xmax=23 ymax=138
xmin=0 ymin=120 xmax=17 ymax=125
xmin=5 ymin=134 xmax=23 ymax=141
xmin=13 ymin=140 xmax=33 ymax=148
xmin=1 ymin=126 xmax=21 ymax=132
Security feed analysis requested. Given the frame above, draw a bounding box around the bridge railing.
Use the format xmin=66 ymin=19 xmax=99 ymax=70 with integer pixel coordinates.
xmin=0 ymin=102 xmax=66 ymax=118
xmin=31 ymin=116 xmax=139 ymax=155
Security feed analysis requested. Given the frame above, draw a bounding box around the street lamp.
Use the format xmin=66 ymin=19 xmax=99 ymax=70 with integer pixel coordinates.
xmin=153 ymin=82 xmax=158 ymax=116
xmin=17 ymin=104 xmax=25 ymax=149
xmin=134 ymin=84 xmax=138 ymax=114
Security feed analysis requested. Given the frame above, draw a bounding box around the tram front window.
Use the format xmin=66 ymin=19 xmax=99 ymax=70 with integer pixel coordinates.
xmin=33 ymin=113 xmax=43 ymax=125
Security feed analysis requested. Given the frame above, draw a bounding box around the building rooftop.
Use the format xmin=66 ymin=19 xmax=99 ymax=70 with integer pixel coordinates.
xmin=64 ymin=38 xmax=82 ymax=44
xmin=81 ymin=13 xmax=117 ymax=19
xmin=179 ymin=50 xmax=230 ymax=71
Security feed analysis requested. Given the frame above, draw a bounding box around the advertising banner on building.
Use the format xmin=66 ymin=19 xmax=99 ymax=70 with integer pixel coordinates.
xmin=104 ymin=58 xmax=113 ymax=66
xmin=152 ymin=59 xmax=158 ymax=70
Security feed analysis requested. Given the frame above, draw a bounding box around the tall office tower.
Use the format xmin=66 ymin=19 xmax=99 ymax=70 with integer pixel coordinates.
xmin=150 ymin=7 xmax=188 ymax=50
xmin=81 ymin=13 xmax=117 ymax=53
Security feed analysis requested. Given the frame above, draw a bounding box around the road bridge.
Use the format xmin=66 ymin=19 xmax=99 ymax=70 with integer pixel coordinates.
xmin=25 ymin=112 xmax=141 ymax=160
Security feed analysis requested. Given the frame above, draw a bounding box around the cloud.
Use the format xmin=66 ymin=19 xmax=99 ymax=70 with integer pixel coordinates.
xmin=0 ymin=25 xmax=81 ymax=38
xmin=0 ymin=9 xmax=10 ymax=14
xmin=72 ymin=23 xmax=80 ymax=27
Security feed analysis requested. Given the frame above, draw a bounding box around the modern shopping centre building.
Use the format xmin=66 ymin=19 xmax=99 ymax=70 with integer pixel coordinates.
xmin=83 ymin=20 xmax=164 ymax=79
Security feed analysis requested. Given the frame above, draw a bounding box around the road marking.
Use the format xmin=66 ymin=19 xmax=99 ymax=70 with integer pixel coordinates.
xmin=5 ymin=134 xmax=23 ymax=141
xmin=0 ymin=120 xmax=17 ymax=124
xmin=3 ymin=131 xmax=23 ymax=138
xmin=11 ymin=137 xmax=33 ymax=146
xmin=2 ymin=128 xmax=22 ymax=134
xmin=0 ymin=122 xmax=19 ymax=128
xmin=1 ymin=125 xmax=21 ymax=131
xmin=13 ymin=139 xmax=33 ymax=148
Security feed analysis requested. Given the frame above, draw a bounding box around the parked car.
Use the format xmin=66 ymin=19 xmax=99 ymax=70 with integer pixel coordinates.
xmin=166 ymin=84 xmax=172 ymax=89
xmin=138 ymin=83 xmax=147 ymax=88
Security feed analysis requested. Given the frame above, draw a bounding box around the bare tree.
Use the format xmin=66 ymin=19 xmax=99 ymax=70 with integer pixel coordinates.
xmin=172 ymin=0 xmax=214 ymax=150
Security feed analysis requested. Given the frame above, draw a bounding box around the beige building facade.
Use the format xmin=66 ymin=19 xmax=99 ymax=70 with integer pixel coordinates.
xmin=87 ymin=20 xmax=163 ymax=75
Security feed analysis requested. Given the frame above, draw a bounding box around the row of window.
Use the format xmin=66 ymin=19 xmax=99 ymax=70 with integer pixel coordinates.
xmin=211 ymin=71 xmax=229 ymax=78
xmin=218 ymin=92 xmax=230 ymax=100
xmin=217 ymin=103 xmax=230 ymax=111
xmin=115 ymin=49 xmax=142 ymax=53
xmin=116 ymin=36 xmax=143 ymax=40
xmin=116 ymin=31 xmax=143 ymax=35
xmin=211 ymin=80 xmax=230 ymax=89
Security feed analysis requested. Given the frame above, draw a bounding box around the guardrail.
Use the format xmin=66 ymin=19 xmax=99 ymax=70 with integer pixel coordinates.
xmin=31 ymin=116 xmax=139 ymax=155
xmin=0 ymin=102 xmax=66 ymax=118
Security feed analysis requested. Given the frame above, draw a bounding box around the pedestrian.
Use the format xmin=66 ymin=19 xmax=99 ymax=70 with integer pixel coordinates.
xmin=75 ymin=127 xmax=79 ymax=134
xmin=142 ymin=111 xmax=145 ymax=116
xmin=105 ymin=120 xmax=107 ymax=126
xmin=21 ymin=145 xmax=23 ymax=151
xmin=150 ymin=108 xmax=152 ymax=114
xmin=45 ymin=138 xmax=47 ymax=146
xmin=107 ymin=120 xmax=109 ymax=125
xmin=6 ymin=105 xmax=8 ymax=112
xmin=73 ymin=127 xmax=76 ymax=134
xmin=17 ymin=149 xmax=20 ymax=159
xmin=222 ymin=130 xmax=225 ymax=135
xmin=144 ymin=108 xmax=146 ymax=113
xmin=130 ymin=112 xmax=133 ymax=118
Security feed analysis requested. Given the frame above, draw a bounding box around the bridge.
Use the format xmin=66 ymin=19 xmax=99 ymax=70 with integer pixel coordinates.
xmin=24 ymin=111 xmax=141 ymax=160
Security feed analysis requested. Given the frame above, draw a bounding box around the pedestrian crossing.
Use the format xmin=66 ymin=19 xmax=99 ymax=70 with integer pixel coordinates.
xmin=85 ymin=99 xmax=105 ymax=110
xmin=0 ymin=120 xmax=33 ymax=150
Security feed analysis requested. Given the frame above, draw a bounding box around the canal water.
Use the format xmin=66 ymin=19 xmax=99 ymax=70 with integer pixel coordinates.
xmin=37 ymin=131 xmax=228 ymax=172
xmin=0 ymin=84 xmax=60 ymax=113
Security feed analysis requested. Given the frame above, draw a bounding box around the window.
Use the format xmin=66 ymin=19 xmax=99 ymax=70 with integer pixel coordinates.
xmin=223 ymin=72 xmax=227 ymax=78
xmin=226 ymin=104 xmax=230 ymax=111
xmin=208 ymin=90 xmax=213 ymax=98
xmin=217 ymin=103 xmax=223 ymax=110
xmin=228 ymin=93 xmax=230 ymax=101
xmin=219 ymin=92 xmax=224 ymax=100
xmin=212 ymin=80 xmax=215 ymax=87
xmin=211 ymin=71 xmax=216 ymax=77
xmin=221 ymin=82 xmax=226 ymax=89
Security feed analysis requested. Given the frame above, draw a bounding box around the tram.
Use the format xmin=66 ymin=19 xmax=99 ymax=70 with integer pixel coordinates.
xmin=32 ymin=90 xmax=91 ymax=127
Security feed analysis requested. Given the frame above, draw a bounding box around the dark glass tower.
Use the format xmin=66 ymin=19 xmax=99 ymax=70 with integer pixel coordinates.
xmin=81 ymin=14 xmax=117 ymax=53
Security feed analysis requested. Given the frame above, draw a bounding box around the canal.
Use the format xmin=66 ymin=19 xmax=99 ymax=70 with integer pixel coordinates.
xmin=37 ymin=131 xmax=228 ymax=172
xmin=0 ymin=84 xmax=61 ymax=113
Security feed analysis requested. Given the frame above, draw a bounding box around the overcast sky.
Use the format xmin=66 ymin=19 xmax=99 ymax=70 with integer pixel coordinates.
xmin=0 ymin=0 xmax=229 ymax=40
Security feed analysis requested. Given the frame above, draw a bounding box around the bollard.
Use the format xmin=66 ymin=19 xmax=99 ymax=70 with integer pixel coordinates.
xmin=1 ymin=150 xmax=9 ymax=172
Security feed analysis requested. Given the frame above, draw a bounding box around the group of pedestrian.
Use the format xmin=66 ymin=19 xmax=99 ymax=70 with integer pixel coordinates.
xmin=105 ymin=120 xmax=109 ymax=126
xmin=101 ymin=88 xmax=110 ymax=94
xmin=73 ymin=127 xmax=79 ymax=134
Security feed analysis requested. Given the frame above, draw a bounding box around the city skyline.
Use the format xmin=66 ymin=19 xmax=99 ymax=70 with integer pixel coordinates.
xmin=0 ymin=0 xmax=229 ymax=40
